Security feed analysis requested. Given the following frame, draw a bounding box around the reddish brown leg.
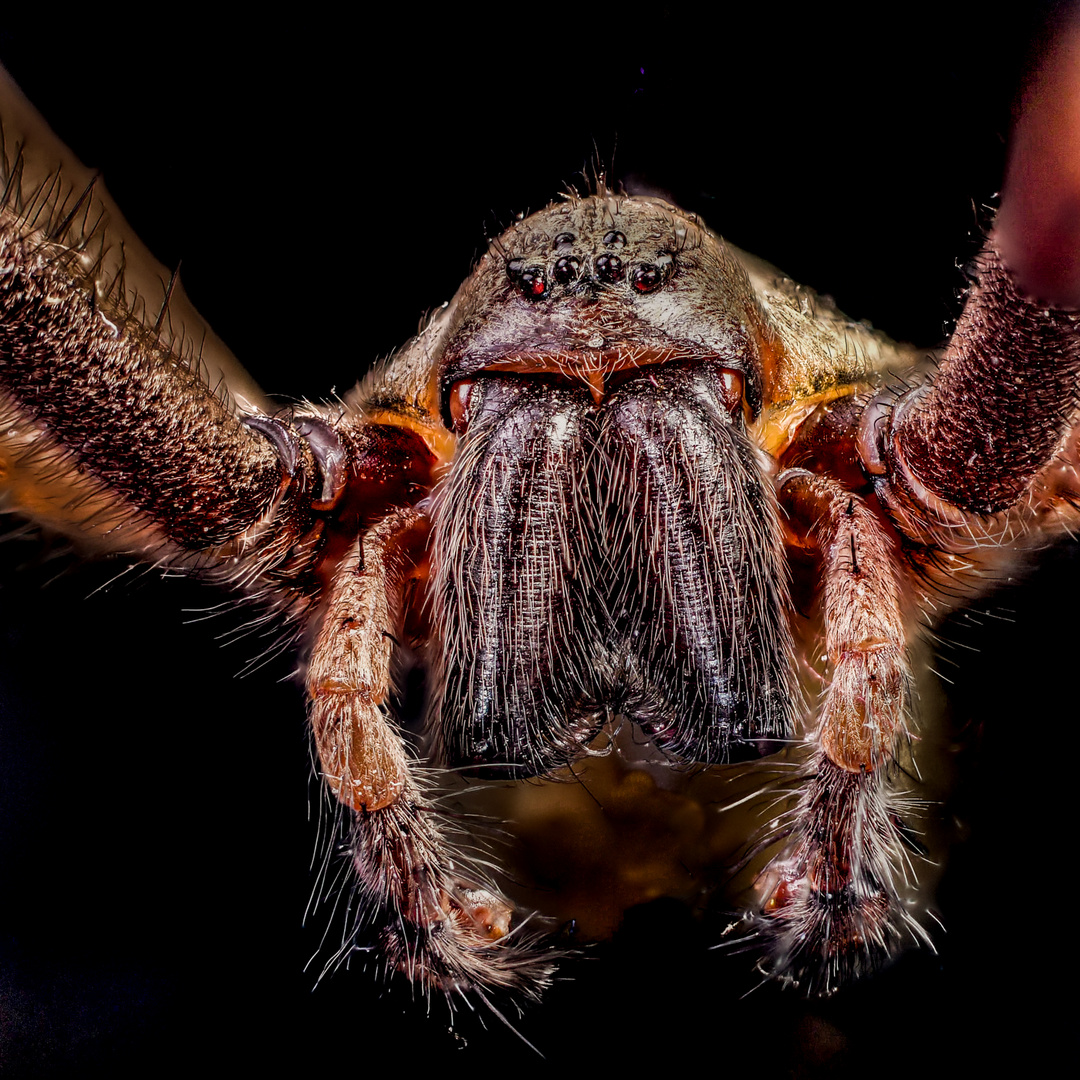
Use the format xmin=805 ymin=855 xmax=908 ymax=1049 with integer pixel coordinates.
xmin=759 ymin=470 xmax=924 ymax=990
xmin=872 ymin=23 xmax=1080 ymax=533
xmin=307 ymin=509 xmax=554 ymax=999
xmin=875 ymin=244 xmax=1080 ymax=537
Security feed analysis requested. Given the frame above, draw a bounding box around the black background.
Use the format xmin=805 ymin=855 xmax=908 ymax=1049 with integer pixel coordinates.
xmin=0 ymin=7 xmax=1075 ymax=1074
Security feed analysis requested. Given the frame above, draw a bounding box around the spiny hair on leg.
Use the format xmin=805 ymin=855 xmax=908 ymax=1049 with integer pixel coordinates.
xmin=750 ymin=752 xmax=935 ymax=995
xmin=307 ymin=758 xmax=558 ymax=1014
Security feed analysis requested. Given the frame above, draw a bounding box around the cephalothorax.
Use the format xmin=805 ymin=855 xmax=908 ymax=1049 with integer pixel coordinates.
xmin=2 ymin=23 xmax=1080 ymax=1035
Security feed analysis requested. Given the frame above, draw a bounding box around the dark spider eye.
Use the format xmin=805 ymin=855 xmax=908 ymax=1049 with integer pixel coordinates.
xmin=632 ymin=264 xmax=664 ymax=293
xmin=449 ymin=379 xmax=475 ymax=434
xmin=595 ymin=253 xmax=623 ymax=283
xmin=553 ymin=232 xmax=575 ymax=246
xmin=553 ymin=255 xmax=581 ymax=285
xmin=507 ymin=260 xmax=548 ymax=299
xmin=602 ymin=230 xmax=627 ymax=249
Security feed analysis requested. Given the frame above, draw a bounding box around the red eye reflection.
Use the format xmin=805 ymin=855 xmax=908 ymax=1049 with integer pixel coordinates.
xmin=632 ymin=263 xmax=664 ymax=293
xmin=507 ymin=258 xmax=548 ymax=299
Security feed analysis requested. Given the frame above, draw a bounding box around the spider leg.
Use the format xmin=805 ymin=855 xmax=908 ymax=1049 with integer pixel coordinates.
xmin=867 ymin=20 xmax=1080 ymax=538
xmin=308 ymin=508 xmax=555 ymax=998
xmin=307 ymin=510 xmax=422 ymax=814
xmin=760 ymin=469 xmax=921 ymax=991
xmin=0 ymin=77 xmax=322 ymax=572
xmin=869 ymin=242 xmax=1080 ymax=542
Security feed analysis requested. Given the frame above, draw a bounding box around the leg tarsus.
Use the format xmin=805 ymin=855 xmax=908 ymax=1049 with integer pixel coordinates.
xmin=352 ymin=784 xmax=556 ymax=999
xmin=755 ymin=753 xmax=924 ymax=994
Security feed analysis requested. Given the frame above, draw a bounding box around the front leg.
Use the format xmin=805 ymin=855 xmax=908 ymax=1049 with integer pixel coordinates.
xmin=0 ymin=102 xmax=323 ymax=572
xmin=869 ymin=21 xmax=1080 ymax=535
xmin=873 ymin=241 xmax=1080 ymax=536
xmin=760 ymin=471 xmax=922 ymax=991
xmin=307 ymin=510 xmax=555 ymax=999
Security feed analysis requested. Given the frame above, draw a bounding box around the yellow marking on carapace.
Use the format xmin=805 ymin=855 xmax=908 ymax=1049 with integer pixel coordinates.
xmin=752 ymin=382 xmax=867 ymax=458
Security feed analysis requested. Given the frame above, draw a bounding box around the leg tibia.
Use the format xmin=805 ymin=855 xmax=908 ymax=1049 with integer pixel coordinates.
xmin=780 ymin=469 xmax=909 ymax=772
xmin=306 ymin=511 xmax=424 ymax=810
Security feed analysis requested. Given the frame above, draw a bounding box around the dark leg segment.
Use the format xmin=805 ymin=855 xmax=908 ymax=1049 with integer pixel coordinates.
xmin=882 ymin=243 xmax=1080 ymax=524
xmin=881 ymin=19 xmax=1080 ymax=524
xmin=0 ymin=193 xmax=319 ymax=555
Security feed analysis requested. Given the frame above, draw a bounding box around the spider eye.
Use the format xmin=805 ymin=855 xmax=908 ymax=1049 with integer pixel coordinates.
xmin=719 ymin=368 xmax=744 ymax=413
xmin=507 ymin=259 xmax=548 ymax=299
xmin=449 ymin=379 xmax=475 ymax=434
xmin=632 ymin=263 xmax=664 ymax=293
xmin=553 ymin=255 xmax=581 ymax=285
xmin=519 ymin=268 xmax=547 ymax=298
xmin=595 ymin=253 xmax=623 ymax=284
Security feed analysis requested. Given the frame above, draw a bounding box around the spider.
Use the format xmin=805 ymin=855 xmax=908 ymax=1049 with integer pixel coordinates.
xmin=1 ymin=11 xmax=1077 ymax=1072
